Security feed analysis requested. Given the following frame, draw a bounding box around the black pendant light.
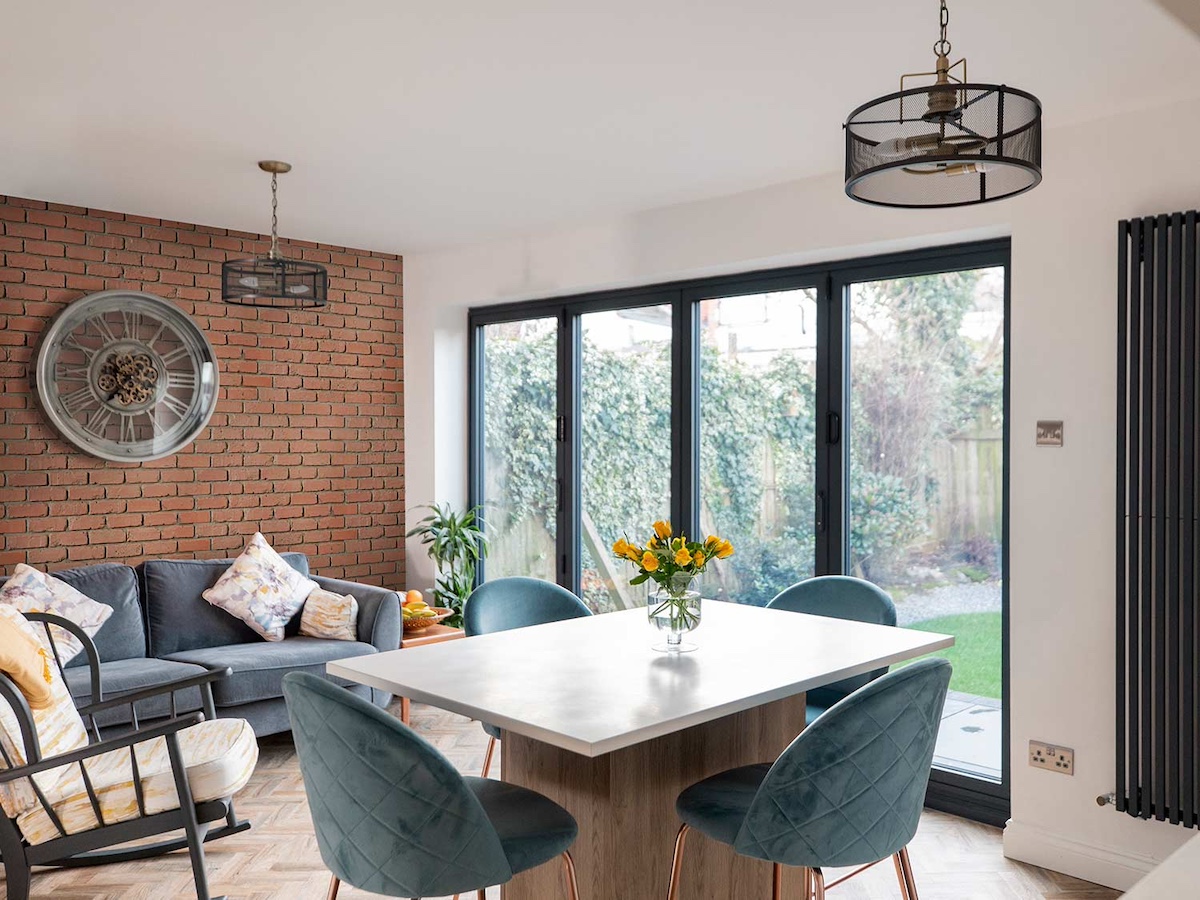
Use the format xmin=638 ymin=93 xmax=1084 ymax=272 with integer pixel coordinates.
xmin=222 ymin=161 xmax=328 ymax=308
xmin=844 ymin=1 xmax=1042 ymax=208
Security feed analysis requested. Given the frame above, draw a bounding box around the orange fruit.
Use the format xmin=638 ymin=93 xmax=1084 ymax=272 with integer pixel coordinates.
xmin=404 ymin=589 xmax=423 ymax=607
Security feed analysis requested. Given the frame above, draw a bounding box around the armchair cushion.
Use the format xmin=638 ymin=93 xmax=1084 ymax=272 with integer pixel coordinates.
xmin=202 ymin=533 xmax=318 ymax=642
xmin=52 ymin=563 xmax=145 ymax=667
xmin=16 ymin=716 xmax=258 ymax=845
xmin=0 ymin=564 xmax=113 ymax=664
xmin=0 ymin=608 xmax=89 ymax=818
xmin=162 ymin=638 xmax=380 ymax=708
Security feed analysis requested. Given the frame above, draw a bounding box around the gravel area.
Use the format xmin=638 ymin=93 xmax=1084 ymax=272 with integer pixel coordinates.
xmin=893 ymin=581 xmax=1002 ymax=626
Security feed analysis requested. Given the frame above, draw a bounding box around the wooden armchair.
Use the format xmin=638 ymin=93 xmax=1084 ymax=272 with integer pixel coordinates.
xmin=0 ymin=612 xmax=258 ymax=900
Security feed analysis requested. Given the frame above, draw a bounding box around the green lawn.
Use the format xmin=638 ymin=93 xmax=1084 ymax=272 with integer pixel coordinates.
xmin=898 ymin=612 xmax=1001 ymax=700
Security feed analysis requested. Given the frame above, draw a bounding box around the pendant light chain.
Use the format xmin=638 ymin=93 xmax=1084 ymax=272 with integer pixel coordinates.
xmin=933 ymin=0 xmax=951 ymax=58
xmin=269 ymin=172 xmax=280 ymax=261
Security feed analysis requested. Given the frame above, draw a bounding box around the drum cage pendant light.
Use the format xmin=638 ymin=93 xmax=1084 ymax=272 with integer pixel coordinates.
xmin=221 ymin=161 xmax=328 ymax=309
xmin=844 ymin=0 xmax=1042 ymax=209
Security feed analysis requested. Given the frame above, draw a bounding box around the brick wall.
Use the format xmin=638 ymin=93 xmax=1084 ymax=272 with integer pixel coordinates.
xmin=0 ymin=195 xmax=405 ymax=588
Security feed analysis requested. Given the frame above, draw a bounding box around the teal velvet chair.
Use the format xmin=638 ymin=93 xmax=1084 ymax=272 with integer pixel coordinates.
xmin=282 ymin=672 xmax=580 ymax=900
xmin=666 ymin=658 xmax=950 ymax=900
xmin=766 ymin=576 xmax=898 ymax=725
xmin=463 ymin=577 xmax=592 ymax=776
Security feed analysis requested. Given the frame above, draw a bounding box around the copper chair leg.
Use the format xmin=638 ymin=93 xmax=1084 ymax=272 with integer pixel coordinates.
xmin=477 ymin=890 xmax=487 ymax=899
xmin=562 ymin=850 xmax=580 ymax=900
xmin=812 ymin=866 xmax=826 ymax=900
xmin=326 ymin=875 xmax=340 ymax=900
xmin=801 ymin=866 xmax=813 ymax=899
xmin=898 ymin=846 xmax=920 ymax=900
xmin=665 ymin=823 xmax=690 ymax=900
xmin=772 ymin=862 xmax=783 ymax=900
xmin=481 ymin=736 xmax=497 ymax=778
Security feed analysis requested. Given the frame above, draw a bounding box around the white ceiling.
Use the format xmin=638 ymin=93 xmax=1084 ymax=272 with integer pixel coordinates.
xmin=2 ymin=0 xmax=1198 ymax=254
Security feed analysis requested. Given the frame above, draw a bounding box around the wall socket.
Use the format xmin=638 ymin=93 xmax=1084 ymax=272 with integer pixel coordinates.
xmin=1030 ymin=740 xmax=1074 ymax=775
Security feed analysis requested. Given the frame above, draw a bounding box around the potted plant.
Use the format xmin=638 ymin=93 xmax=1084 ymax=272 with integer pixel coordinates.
xmin=406 ymin=502 xmax=488 ymax=628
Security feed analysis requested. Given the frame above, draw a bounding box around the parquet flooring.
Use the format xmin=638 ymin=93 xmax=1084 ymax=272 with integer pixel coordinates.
xmin=4 ymin=701 xmax=1121 ymax=900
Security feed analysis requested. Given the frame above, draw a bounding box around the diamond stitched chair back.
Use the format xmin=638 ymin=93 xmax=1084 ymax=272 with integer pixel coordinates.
xmin=766 ymin=576 xmax=898 ymax=722
xmin=283 ymin=672 xmax=511 ymax=898
xmin=668 ymin=658 xmax=950 ymax=900
xmin=283 ymin=672 xmax=581 ymax=900
xmin=463 ymin=577 xmax=591 ymax=776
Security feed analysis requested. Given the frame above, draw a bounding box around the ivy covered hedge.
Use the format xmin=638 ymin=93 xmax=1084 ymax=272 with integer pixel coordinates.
xmin=481 ymin=271 xmax=1002 ymax=612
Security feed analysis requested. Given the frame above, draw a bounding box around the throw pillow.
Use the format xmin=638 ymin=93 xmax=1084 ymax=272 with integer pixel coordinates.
xmin=0 ymin=605 xmax=54 ymax=711
xmin=299 ymin=588 xmax=359 ymax=641
xmin=0 ymin=605 xmax=90 ymax=818
xmin=202 ymin=533 xmax=318 ymax=641
xmin=0 ymin=564 xmax=114 ymax=663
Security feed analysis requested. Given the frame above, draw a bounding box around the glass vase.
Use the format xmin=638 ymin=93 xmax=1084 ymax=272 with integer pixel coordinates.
xmin=648 ymin=577 xmax=702 ymax=653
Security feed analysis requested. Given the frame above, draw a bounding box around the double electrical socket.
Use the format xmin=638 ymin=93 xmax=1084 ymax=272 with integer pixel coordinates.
xmin=1030 ymin=740 xmax=1074 ymax=775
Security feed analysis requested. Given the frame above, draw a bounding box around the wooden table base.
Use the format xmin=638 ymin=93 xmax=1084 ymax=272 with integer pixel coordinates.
xmin=501 ymin=692 xmax=809 ymax=900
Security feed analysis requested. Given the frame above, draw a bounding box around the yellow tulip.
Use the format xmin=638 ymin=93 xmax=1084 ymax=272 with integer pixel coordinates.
xmin=625 ymin=545 xmax=642 ymax=562
xmin=674 ymin=547 xmax=692 ymax=566
xmin=693 ymin=550 xmax=705 ymax=566
xmin=642 ymin=551 xmax=659 ymax=571
xmin=716 ymin=539 xmax=735 ymax=559
xmin=705 ymin=535 xmax=720 ymax=550
xmin=613 ymin=538 xmax=629 ymax=557
xmin=653 ymin=520 xmax=672 ymax=539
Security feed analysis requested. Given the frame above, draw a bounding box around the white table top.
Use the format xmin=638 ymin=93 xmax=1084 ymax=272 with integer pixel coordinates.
xmin=328 ymin=600 xmax=954 ymax=757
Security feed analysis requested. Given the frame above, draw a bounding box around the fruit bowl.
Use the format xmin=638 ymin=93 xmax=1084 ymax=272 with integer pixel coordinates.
xmin=402 ymin=606 xmax=454 ymax=632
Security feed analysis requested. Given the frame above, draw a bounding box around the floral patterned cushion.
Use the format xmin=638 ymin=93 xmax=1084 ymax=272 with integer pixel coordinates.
xmin=299 ymin=588 xmax=358 ymax=641
xmin=202 ymin=533 xmax=318 ymax=641
xmin=0 ymin=605 xmax=90 ymax=818
xmin=0 ymin=564 xmax=114 ymax=663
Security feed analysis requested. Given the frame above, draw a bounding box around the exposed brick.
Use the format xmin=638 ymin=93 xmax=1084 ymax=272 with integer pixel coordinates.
xmin=0 ymin=194 xmax=404 ymax=587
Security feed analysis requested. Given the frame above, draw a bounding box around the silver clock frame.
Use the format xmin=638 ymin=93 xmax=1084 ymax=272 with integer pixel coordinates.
xmin=32 ymin=290 xmax=219 ymax=462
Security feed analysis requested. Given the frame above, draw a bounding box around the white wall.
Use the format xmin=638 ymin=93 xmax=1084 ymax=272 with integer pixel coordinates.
xmin=404 ymin=96 xmax=1200 ymax=888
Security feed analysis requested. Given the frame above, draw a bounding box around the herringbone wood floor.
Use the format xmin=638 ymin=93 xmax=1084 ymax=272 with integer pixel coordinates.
xmin=4 ymin=701 xmax=1121 ymax=900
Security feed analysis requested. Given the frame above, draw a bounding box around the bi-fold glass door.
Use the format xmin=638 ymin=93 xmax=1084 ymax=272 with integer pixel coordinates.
xmin=468 ymin=240 xmax=1010 ymax=824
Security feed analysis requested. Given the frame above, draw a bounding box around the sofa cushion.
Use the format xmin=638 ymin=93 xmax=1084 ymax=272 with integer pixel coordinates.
xmin=140 ymin=553 xmax=310 ymax=656
xmin=162 ymin=637 xmax=378 ymax=707
xmin=51 ymin=564 xmax=145 ymax=666
xmin=0 ymin=565 xmax=114 ymax=665
xmin=202 ymin=533 xmax=318 ymax=642
xmin=64 ymin=658 xmax=208 ymax=727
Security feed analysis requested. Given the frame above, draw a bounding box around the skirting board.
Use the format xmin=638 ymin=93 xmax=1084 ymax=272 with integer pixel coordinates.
xmin=1003 ymin=819 xmax=1161 ymax=891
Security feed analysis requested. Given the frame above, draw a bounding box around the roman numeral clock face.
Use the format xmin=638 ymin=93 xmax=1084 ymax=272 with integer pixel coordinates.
xmin=33 ymin=291 xmax=219 ymax=462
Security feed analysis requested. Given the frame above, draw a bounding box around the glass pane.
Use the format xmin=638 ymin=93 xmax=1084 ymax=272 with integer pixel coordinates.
xmin=698 ymin=289 xmax=818 ymax=605
xmin=480 ymin=318 xmax=558 ymax=582
xmin=580 ymin=306 xmax=672 ymax=613
xmin=848 ymin=267 xmax=1005 ymax=783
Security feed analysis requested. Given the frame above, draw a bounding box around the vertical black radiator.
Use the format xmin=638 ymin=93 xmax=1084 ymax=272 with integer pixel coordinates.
xmin=1116 ymin=211 xmax=1199 ymax=825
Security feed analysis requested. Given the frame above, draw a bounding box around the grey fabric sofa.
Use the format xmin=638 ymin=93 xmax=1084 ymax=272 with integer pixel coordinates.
xmin=51 ymin=553 xmax=401 ymax=737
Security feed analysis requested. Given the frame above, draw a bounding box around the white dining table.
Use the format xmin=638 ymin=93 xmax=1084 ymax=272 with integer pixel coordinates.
xmin=329 ymin=599 xmax=953 ymax=900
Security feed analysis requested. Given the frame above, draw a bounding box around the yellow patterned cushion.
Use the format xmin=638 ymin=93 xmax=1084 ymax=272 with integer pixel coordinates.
xmin=0 ymin=604 xmax=54 ymax=710
xmin=17 ymin=717 xmax=259 ymax=845
xmin=202 ymin=533 xmax=318 ymax=641
xmin=0 ymin=606 xmax=90 ymax=819
xmin=299 ymin=587 xmax=358 ymax=641
xmin=0 ymin=564 xmax=113 ymax=663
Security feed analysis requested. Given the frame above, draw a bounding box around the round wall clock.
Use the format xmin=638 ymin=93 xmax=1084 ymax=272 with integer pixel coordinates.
xmin=32 ymin=290 xmax=219 ymax=462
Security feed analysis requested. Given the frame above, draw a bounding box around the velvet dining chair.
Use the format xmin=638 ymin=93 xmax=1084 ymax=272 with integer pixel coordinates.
xmin=463 ymin=576 xmax=592 ymax=777
xmin=766 ymin=575 xmax=898 ymax=725
xmin=282 ymin=672 xmax=580 ymax=900
xmin=666 ymin=657 xmax=951 ymax=900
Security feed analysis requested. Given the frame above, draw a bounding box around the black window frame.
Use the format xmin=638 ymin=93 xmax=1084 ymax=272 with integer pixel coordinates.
xmin=467 ymin=238 xmax=1011 ymax=824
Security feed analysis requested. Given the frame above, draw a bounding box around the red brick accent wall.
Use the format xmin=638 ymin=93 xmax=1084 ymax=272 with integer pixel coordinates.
xmin=0 ymin=195 xmax=404 ymax=588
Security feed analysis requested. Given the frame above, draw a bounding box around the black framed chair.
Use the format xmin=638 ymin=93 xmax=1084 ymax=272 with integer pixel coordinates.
xmin=0 ymin=612 xmax=257 ymax=900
